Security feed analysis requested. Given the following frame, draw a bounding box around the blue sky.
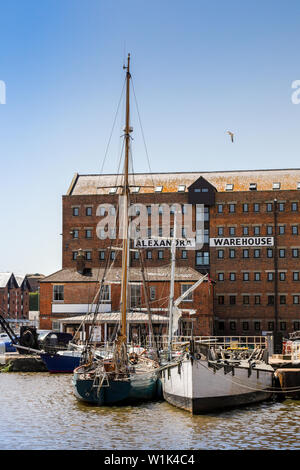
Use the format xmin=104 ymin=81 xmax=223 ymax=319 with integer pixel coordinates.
xmin=1 ymin=0 xmax=300 ymax=275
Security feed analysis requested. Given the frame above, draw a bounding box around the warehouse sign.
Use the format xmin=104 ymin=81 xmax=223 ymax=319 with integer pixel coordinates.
xmin=134 ymin=238 xmax=196 ymax=248
xmin=209 ymin=237 xmax=274 ymax=247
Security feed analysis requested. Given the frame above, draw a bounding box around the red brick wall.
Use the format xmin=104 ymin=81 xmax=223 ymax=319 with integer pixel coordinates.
xmin=39 ymin=279 xmax=214 ymax=334
xmin=210 ymin=190 xmax=300 ymax=335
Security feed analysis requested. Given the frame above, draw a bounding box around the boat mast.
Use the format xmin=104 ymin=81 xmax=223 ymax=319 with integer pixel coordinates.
xmin=168 ymin=215 xmax=177 ymax=360
xmin=120 ymin=53 xmax=131 ymax=338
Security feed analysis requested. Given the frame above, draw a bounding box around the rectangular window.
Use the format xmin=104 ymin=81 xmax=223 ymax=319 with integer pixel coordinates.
xmin=279 ymin=272 xmax=286 ymax=281
xmin=181 ymin=284 xmax=193 ymax=302
xmin=72 ymin=251 xmax=78 ymax=260
xmin=292 ymin=249 xmax=299 ymax=258
xmin=196 ymin=251 xmax=209 ymax=265
xmin=243 ymin=249 xmax=249 ymax=258
xmin=254 ymin=249 xmax=261 ymax=258
xmin=229 ymin=227 xmax=236 ymax=236
xmin=72 ymin=207 xmax=79 ymax=216
xmin=254 ymin=321 xmax=261 ymax=331
xmin=267 ymin=272 xmax=274 ymax=281
xmin=229 ymin=204 xmax=235 ymax=213
xmin=86 ymin=207 xmax=92 ymax=216
xmin=181 ymin=283 xmax=193 ymax=301
xmin=130 ymin=285 xmax=141 ymax=308
xmin=218 ymin=296 xmax=224 ymax=305
xmin=243 ymin=295 xmax=250 ymax=305
xmin=254 ymin=272 xmax=261 ymax=281
xmin=267 ymin=226 xmax=273 ymax=235
xmin=268 ymin=295 xmax=275 ymax=305
xmin=254 ymin=203 xmax=260 ymax=212
xmin=217 ymin=204 xmax=223 ymax=213
xmin=181 ymin=250 xmax=188 ymax=259
xmin=279 ymin=249 xmax=286 ymax=258
xmin=294 ymin=322 xmax=300 ymax=331
xmin=243 ymin=203 xmax=249 ymax=212
xmin=280 ymin=295 xmax=286 ymax=304
xmin=72 ymin=229 xmax=79 ymax=239
xmin=229 ymin=273 xmax=236 ymax=281
xmin=267 ymin=249 xmax=273 ymax=258
xmin=53 ymin=285 xmax=64 ymax=301
xmin=218 ymin=272 xmax=224 ymax=281
xmin=85 ymin=251 xmax=92 ymax=260
xmin=229 ymin=249 xmax=235 ymax=258
xmin=85 ymin=229 xmax=92 ymax=239
xmin=278 ymin=203 xmax=285 ymax=212
xmin=268 ymin=322 xmax=274 ymax=331
xmin=146 ymin=250 xmax=152 ymax=259
xmin=230 ymin=321 xmax=236 ymax=330
xmin=217 ymin=250 xmax=224 ymax=259
xmin=266 ymin=203 xmax=273 ymax=212
xmin=134 ymin=251 xmax=139 ymax=260
xmin=280 ymin=322 xmax=287 ymax=331
xmin=149 ymin=287 xmax=156 ymax=301
xmin=110 ymin=251 xmax=115 ymax=260
xmin=255 ymin=295 xmax=261 ymax=305
xmin=99 ymin=250 xmax=105 ymax=260
xmin=292 ymin=226 xmax=298 ymax=235
xmin=158 ymin=250 xmax=164 ymax=260
xmin=218 ymin=227 xmax=224 ymax=236
xmin=293 ymin=295 xmax=299 ymax=305
xmin=243 ymin=226 xmax=249 ymax=235
xmin=243 ymin=272 xmax=250 ymax=281
xmin=293 ymin=272 xmax=300 ymax=281
xmin=254 ymin=226 xmax=260 ymax=235
xmin=100 ymin=285 xmax=111 ymax=301
xmin=279 ymin=226 xmax=285 ymax=235
xmin=229 ymin=296 xmax=236 ymax=305
xmin=242 ymin=322 xmax=249 ymax=331
xmin=292 ymin=202 xmax=298 ymax=212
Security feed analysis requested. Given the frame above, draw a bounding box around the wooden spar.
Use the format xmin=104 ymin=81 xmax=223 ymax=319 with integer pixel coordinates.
xmin=120 ymin=53 xmax=131 ymax=337
xmin=168 ymin=215 xmax=177 ymax=360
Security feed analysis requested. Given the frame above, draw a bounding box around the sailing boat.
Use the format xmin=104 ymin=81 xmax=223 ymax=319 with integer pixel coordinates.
xmin=72 ymin=54 xmax=161 ymax=405
xmin=160 ymin=230 xmax=275 ymax=414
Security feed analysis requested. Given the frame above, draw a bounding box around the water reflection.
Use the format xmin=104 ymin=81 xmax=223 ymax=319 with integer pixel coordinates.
xmin=0 ymin=373 xmax=299 ymax=450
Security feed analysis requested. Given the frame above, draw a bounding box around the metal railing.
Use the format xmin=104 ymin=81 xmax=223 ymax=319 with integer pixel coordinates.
xmin=145 ymin=335 xmax=267 ymax=351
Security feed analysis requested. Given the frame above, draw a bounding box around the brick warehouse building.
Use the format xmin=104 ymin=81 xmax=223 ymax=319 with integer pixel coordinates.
xmin=0 ymin=273 xmax=31 ymax=320
xmin=40 ymin=168 xmax=300 ymax=339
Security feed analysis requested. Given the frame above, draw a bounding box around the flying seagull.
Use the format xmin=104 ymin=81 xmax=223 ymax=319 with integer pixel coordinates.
xmin=227 ymin=131 xmax=234 ymax=143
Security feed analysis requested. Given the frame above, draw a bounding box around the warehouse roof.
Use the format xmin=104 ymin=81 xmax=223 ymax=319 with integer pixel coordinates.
xmin=67 ymin=168 xmax=300 ymax=195
xmin=56 ymin=312 xmax=170 ymax=324
xmin=41 ymin=266 xmax=204 ymax=283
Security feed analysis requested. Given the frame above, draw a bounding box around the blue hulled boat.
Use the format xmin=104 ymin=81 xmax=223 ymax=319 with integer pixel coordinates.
xmin=72 ymin=54 xmax=161 ymax=406
xmin=40 ymin=350 xmax=82 ymax=373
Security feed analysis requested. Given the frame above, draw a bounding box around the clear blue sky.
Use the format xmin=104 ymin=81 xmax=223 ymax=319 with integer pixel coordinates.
xmin=1 ymin=0 xmax=300 ymax=275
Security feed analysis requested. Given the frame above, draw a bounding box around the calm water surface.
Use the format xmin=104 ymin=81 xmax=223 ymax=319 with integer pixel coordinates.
xmin=0 ymin=372 xmax=299 ymax=450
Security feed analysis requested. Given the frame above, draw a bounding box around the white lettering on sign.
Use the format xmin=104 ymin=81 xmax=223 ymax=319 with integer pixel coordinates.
xmin=134 ymin=238 xmax=196 ymax=248
xmin=209 ymin=237 xmax=274 ymax=247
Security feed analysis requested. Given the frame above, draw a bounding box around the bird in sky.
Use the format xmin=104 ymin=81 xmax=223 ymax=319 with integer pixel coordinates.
xmin=227 ymin=131 xmax=234 ymax=143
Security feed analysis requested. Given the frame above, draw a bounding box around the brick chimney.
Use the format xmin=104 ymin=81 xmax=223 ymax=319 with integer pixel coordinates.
xmin=76 ymin=249 xmax=85 ymax=274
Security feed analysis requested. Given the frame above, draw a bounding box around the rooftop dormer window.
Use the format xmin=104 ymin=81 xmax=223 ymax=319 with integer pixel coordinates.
xmin=109 ymin=187 xmax=117 ymax=194
xmin=249 ymin=183 xmax=257 ymax=191
xmin=273 ymin=182 xmax=281 ymax=190
xmin=226 ymin=183 xmax=234 ymax=191
xmin=155 ymin=185 xmax=163 ymax=192
xmin=178 ymin=185 xmax=186 ymax=192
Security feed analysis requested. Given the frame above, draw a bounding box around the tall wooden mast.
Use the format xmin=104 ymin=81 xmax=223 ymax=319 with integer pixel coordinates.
xmin=120 ymin=53 xmax=131 ymax=337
